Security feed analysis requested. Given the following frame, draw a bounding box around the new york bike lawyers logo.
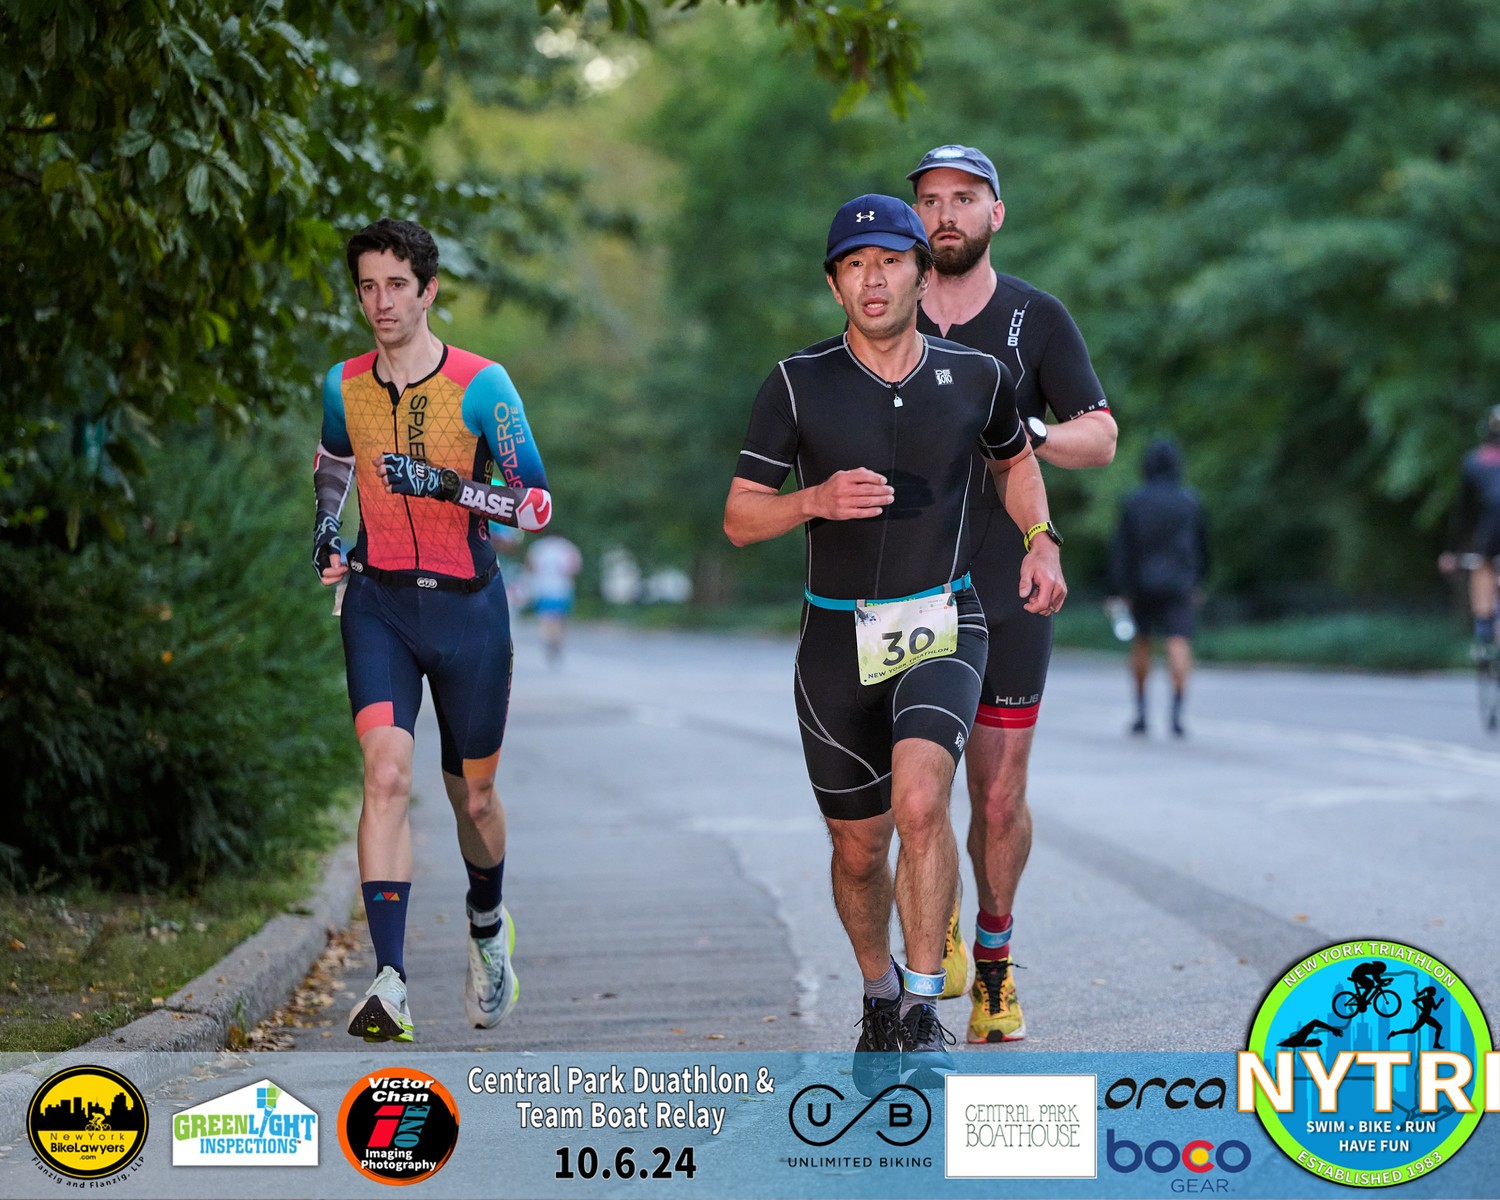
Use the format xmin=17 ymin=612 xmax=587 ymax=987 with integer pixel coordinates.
xmin=338 ymin=1066 xmax=459 ymax=1185
xmin=1240 ymin=939 xmax=1495 ymax=1188
xmin=27 ymin=1064 xmax=148 ymax=1184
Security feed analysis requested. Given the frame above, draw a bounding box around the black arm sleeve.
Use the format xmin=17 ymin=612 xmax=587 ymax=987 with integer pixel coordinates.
xmin=735 ymin=367 xmax=798 ymax=489
xmin=1034 ymin=296 xmax=1109 ymax=420
xmin=977 ymin=359 xmax=1027 ymax=460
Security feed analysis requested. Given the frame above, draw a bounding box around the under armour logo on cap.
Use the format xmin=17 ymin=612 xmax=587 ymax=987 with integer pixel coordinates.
xmin=824 ymin=193 xmax=929 ymax=270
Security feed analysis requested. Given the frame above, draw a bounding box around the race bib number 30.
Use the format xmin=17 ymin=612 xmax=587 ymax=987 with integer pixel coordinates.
xmin=855 ymin=592 xmax=957 ymax=686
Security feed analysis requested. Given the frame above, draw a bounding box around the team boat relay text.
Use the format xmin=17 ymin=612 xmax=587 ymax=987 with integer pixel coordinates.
xmin=469 ymin=1064 xmax=775 ymax=1137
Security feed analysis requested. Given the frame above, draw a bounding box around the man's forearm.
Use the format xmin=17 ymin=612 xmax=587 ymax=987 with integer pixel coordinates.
xmin=377 ymin=453 xmax=551 ymax=531
xmin=449 ymin=476 xmax=552 ymax=532
xmin=988 ymin=450 xmax=1051 ymax=534
xmin=724 ymin=486 xmax=813 ymax=547
xmin=1036 ymin=411 xmax=1117 ymax=469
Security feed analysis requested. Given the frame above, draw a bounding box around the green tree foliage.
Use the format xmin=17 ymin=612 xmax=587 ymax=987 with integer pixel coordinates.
xmin=635 ymin=0 xmax=1500 ymax=607
xmin=0 ymin=0 xmax=926 ymax=889
xmin=1051 ymin=0 xmax=1500 ymax=600
xmin=0 ymin=0 xmax=573 ymax=547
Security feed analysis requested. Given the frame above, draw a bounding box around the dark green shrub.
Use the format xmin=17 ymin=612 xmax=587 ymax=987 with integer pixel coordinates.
xmin=0 ymin=418 xmax=356 ymax=891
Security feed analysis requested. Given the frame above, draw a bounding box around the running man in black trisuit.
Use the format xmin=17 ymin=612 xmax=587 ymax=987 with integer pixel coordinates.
xmin=725 ymin=194 xmax=1065 ymax=1093
xmin=906 ymin=145 xmax=1117 ymax=1044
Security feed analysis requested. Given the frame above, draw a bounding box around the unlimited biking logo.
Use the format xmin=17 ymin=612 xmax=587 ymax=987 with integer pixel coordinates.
xmin=1239 ymin=939 xmax=1496 ymax=1188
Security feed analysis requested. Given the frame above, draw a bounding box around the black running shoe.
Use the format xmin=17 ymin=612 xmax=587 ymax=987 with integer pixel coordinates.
xmin=900 ymin=1001 xmax=957 ymax=1090
xmin=852 ymin=996 xmax=904 ymax=1097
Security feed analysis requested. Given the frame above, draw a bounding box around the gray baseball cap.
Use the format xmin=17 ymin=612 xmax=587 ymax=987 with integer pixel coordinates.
xmin=906 ymin=144 xmax=1001 ymax=200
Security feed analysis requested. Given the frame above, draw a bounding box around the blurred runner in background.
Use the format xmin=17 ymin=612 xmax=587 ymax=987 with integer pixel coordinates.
xmin=1110 ymin=437 xmax=1209 ymax=738
xmin=526 ymin=533 xmax=583 ymax=664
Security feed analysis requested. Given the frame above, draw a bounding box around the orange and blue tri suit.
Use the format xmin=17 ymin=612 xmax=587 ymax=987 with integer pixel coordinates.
xmin=317 ymin=344 xmax=550 ymax=779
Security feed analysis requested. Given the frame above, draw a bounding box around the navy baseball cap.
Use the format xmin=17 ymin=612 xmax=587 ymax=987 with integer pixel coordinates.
xmin=906 ymin=144 xmax=1001 ymax=200
xmin=823 ymin=194 xmax=930 ymax=271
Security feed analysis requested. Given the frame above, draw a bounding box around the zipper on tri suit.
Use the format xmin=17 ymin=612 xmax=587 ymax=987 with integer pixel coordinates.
xmin=870 ymin=379 xmax=901 ymax=597
xmin=388 ymin=382 xmax=421 ymax=571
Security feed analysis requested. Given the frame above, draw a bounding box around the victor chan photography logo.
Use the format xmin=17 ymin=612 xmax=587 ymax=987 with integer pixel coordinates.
xmin=945 ymin=1073 xmax=1096 ymax=1179
xmin=338 ymin=1066 xmax=460 ymax=1185
xmin=27 ymin=1064 xmax=148 ymax=1184
xmin=172 ymin=1077 xmax=318 ymax=1167
xmin=1240 ymin=938 xmax=1497 ymax=1188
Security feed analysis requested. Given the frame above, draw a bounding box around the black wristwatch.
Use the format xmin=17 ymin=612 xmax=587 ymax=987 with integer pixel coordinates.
xmin=1025 ymin=415 xmax=1048 ymax=446
xmin=1023 ymin=520 xmax=1063 ymax=552
xmin=436 ymin=467 xmax=462 ymax=501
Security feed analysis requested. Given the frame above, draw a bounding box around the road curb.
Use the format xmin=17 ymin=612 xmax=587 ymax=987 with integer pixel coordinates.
xmin=0 ymin=837 xmax=359 ymax=1133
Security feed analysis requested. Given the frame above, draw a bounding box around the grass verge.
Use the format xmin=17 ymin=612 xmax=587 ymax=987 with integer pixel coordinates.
xmin=0 ymin=839 xmax=348 ymax=1055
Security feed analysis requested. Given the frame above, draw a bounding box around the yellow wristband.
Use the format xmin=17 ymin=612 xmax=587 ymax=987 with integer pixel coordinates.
xmin=1023 ymin=522 xmax=1050 ymax=552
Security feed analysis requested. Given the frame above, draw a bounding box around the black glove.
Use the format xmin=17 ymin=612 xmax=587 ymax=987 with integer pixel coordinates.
xmin=313 ymin=512 xmax=342 ymax=577
xmin=381 ymin=453 xmax=459 ymax=500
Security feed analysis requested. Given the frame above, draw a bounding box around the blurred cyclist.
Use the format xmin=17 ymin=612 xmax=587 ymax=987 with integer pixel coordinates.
xmin=1438 ymin=405 xmax=1500 ymax=653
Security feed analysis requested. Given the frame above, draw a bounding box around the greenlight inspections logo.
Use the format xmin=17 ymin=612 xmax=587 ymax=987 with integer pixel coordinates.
xmin=1239 ymin=939 xmax=1495 ymax=1188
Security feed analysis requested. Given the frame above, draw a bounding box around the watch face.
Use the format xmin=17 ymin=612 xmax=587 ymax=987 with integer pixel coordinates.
xmin=1026 ymin=416 xmax=1047 ymax=440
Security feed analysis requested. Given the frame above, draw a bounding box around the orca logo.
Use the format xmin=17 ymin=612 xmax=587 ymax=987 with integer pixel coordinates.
xmin=416 ymin=577 xmax=437 ymax=589
xmin=787 ymin=1084 xmax=929 ymax=1147
xmin=1104 ymin=1075 xmax=1227 ymax=1111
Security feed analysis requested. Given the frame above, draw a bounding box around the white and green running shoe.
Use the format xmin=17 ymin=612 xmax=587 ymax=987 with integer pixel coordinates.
xmin=348 ymin=965 xmax=414 ymax=1043
xmin=465 ymin=905 xmax=520 ymax=1029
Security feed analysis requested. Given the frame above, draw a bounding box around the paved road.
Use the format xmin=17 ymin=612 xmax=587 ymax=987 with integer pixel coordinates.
xmin=282 ymin=617 xmax=1500 ymax=1057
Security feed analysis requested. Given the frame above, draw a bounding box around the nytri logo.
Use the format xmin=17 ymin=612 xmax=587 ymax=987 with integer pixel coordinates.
xmin=787 ymin=1084 xmax=930 ymax=1148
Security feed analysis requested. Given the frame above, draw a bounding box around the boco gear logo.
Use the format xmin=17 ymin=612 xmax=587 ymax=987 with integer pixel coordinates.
xmin=1105 ymin=1129 xmax=1251 ymax=1177
xmin=1240 ymin=939 xmax=1497 ymax=1188
xmin=338 ymin=1067 xmax=459 ymax=1185
xmin=27 ymin=1064 xmax=148 ymax=1183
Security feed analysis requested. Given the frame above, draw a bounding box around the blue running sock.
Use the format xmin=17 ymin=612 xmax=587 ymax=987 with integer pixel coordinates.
xmin=361 ymin=881 xmax=410 ymax=982
xmin=464 ymin=857 xmax=504 ymax=939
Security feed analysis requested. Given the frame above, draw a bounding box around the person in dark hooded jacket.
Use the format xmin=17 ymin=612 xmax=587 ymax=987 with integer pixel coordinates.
xmin=1110 ymin=439 xmax=1209 ymax=735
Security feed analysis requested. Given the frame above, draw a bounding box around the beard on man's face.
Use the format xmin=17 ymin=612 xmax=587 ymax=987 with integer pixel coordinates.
xmin=931 ymin=226 xmax=991 ymax=277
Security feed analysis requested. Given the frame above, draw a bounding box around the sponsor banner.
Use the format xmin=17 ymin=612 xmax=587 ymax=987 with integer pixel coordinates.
xmin=0 ymin=1051 xmax=1495 ymax=1197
